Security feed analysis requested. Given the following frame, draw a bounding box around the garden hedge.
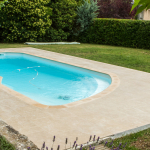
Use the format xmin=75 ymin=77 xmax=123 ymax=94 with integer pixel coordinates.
xmin=76 ymin=18 xmax=150 ymax=50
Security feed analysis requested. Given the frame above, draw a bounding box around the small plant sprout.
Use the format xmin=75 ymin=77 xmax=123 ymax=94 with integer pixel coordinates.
xmin=118 ymin=143 xmax=122 ymax=148
xmin=53 ymin=136 xmax=55 ymax=142
xmin=57 ymin=145 xmax=60 ymax=150
xmin=65 ymin=138 xmax=68 ymax=144
xmin=123 ymin=142 xmax=127 ymax=148
xmin=116 ymin=147 xmax=119 ymax=150
xmin=76 ymin=137 xmax=78 ymax=142
xmin=75 ymin=144 xmax=78 ymax=149
xmin=65 ymin=138 xmax=68 ymax=149
xmin=109 ymin=140 xmax=113 ymax=146
xmin=42 ymin=142 xmax=45 ymax=149
xmin=104 ymin=141 xmax=108 ymax=147
xmin=89 ymin=135 xmax=92 ymax=141
xmin=96 ymin=136 xmax=100 ymax=143
xmin=73 ymin=141 xmax=76 ymax=148
xmin=51 ymin=136 xmax=55 ymax=149
xmin=93 ymin=135 xmax=96 ymax=141
xmin=80 ymin=144 xmax=83 ymax=150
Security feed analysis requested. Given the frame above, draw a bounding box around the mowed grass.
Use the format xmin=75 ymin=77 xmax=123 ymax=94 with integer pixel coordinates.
xmin=106 ymin=128 xmax=150 ymax=150
xmin=0 ymin=43 xmax=150 ymax=73
xmin=0 ymin=135 xmax=15 ymax=150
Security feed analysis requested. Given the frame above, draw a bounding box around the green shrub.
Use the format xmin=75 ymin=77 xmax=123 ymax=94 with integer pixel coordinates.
xmin=75 ymin=0 xmax=84 ymax=6
xmin=0 ymin=0 xmax=52 ymax=42
xmin=76 ymin=18 xmax=150 ymax=49
xmin=74 ymin=0 xmax=99 ymax=36
xmin=46 ymin=0 xmax=77 ymax=42
xmin=0 ymin=0 xmax=8 ymax=41
xmin=0 ymin=0 xmax=7 ymax=10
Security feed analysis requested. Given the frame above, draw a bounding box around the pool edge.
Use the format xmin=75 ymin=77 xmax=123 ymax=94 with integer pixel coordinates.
xmin=0 ymin=49 xmax=120 ymax=109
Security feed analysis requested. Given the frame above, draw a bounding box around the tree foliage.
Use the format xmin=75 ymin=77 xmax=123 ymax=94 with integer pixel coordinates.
xmin=131 ymin=0 xmax=150 ymax=16
xmin=0 ymin=0 xmax=52 ymax=42
xmin=0 ymin=0 xmax=7 ymax=10
xmin=97 ymin=0 xmax=137 ymax=19
xmin=0 ymin=0 xmax=98 ymax=42
xmin=75 ymin=0 xmax=84 ymax=6
xmin=74 ymin=0 xmax=99 ymax=35
xmin=46 ymin=0 xmax=78 ymax=41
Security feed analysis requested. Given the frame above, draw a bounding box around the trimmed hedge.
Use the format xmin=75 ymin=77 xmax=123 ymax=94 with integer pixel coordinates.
xmin=76 ymin=18 xmax=150 ymax=49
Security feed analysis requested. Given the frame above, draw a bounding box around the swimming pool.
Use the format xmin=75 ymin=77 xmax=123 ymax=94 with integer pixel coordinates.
xmin=0 ymin=53 xmax=111 ymax=105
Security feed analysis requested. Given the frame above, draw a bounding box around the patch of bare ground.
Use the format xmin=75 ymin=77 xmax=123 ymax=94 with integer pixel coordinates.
xmin=131 ymin=132 xmax=150 ymax=150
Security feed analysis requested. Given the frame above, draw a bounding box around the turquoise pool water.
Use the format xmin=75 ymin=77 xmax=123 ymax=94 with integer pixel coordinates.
xmin=0 ymin=53 xmax=111 ymax=105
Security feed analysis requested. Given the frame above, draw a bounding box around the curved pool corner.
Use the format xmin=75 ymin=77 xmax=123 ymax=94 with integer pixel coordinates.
xmin=0 ymin=48 xmax=120 ymax=108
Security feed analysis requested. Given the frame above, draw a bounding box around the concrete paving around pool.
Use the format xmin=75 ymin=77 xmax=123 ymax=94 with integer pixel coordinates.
xmin=0 ymin=47 xmax=150 ymax=149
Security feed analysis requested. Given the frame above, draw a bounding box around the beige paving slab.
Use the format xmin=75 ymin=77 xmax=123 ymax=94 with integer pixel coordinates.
xmin=0 ymin=47 xmax=150 ymax=149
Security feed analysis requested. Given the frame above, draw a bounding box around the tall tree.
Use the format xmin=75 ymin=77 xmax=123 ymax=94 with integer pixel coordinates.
xmin=74 ymin=0 xmax=99 ymax=35
xmin=97 ymin=0 xmax=112 ymax=18
xmin=97 ymin=0 xmax=137 ymax=19
xmin=46 ymin=0 xmax=78 ymax=41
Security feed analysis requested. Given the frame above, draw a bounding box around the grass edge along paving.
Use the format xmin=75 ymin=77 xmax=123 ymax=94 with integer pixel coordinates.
xmin=0 ymin=43 xmax=150 ymax=73
xmin=0 ymin=135 xmax=15 ymax=150
xmin=105 ymin=128 xmax=150 ymax=150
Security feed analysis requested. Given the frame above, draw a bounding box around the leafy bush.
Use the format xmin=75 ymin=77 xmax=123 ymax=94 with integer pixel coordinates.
xmin=0 ymin=0 xmax=8 ymax=41
xmin=73 ymin=0 xmax=99 ymax=36
xmin=0 ymin=0 xmax=7 ymax=10
xmin=76 ymin=18 xmax=150 ymax=49
xmin=45 ymin=0 xmax=78 ymax=42
xmin=0 ymin=0 xmax=52 ymax=42
xmin=75 ymin=0 xmax=84 ymax=6
xmin=97 ymin=0 xmax=137 ymax=19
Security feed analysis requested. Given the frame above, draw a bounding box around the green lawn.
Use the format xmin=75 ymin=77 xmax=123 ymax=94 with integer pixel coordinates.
xmin=0 ymin=43 xmax=150 ymax=73
xmin=0 ymin=135 xmax=15 ymax=150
